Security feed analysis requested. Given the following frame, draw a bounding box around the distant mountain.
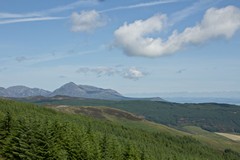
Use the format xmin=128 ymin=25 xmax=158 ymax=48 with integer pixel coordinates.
xmin=0 ymin=87 xmax=5 ymax=96
xmin=133 ymin=97 xmax=165 ymax=101
xmin=164 ymin=97 xmax=240 ymax=105
xmin=0 ymin=82 xmax=165 ymax=101
xmin=0 ymin=86 xmax=51 ymax=98
xmin=50 ymin=82 xmax=124 ymax=100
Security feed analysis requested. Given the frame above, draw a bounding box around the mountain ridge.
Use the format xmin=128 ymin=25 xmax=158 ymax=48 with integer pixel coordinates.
xmin=50 ymin=82 xmax=124 ymax=100
xmin=0 ymin=82 xmax=164 ymax=101
xmin=0 ymin=85 xmax=51 ymax=97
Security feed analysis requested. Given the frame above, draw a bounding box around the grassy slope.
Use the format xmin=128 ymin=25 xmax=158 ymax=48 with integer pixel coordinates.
xmin=1 ymin=99 xmax=240 ymax=160
xmin=183 ymin=126 xmax=240 ymax=153
xmin=51 ymin=105 xmax=188 ymax=136
xmin=215 ymin=133 xmax=240 ymax=141
xmin=28 ymin=97 xmax=240 ymax=133
xmin=52 ymin=105 xmax=240 ymax=153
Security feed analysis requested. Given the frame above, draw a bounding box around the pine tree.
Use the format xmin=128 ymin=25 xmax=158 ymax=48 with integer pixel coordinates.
xmin=3 ymin=118 xmax=40 ymax=159
xmin=123 ymin=143 xmax=140 ymax=160
xmin=0 ymin=112 xmax=13 ymax=155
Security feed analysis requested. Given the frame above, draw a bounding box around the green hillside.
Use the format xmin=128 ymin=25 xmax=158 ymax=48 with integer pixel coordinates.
xmin=27 ymin=97 xmax=240 ymax=133
xmin=1 ymin=99 xmax=240 ymax=160
xmin=51 ymin=105 xmax=240 ymax=153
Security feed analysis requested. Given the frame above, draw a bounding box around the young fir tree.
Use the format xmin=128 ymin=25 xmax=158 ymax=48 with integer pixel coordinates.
xmin=0 ymin=112 xmax=12 ymax=155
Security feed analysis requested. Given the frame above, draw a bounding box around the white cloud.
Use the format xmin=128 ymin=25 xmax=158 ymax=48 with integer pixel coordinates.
xmin=70 ymin=0 xmax=177 ymax=32
xmin=76 ymin=66 xmax=147 ymax=80
xmin=0 ymin=0 xmax=96 ymax=24
xmin=0 ymin=0 xmax=97 ymax=19
xmin=44 ymin=0 xmax=98 ymax=15
xmin=76 ymin=66 xmax=117 ymax=76
xmin=114 ymin=14 xmax=167 ymax=57
xmin=114 ymin=5 xmax=240 ymax=57
xmin=0 ymin=16 xmax=65 ymax=25
xmin=100 ymin=0 xmax=177 ymax=13
xmin=123 ymin=67 xmax=147 ymax=80
xmin=71 ymin=10 xmax=106 ymax=32
xmin=169 ymin=0 xmax=220 ymax=25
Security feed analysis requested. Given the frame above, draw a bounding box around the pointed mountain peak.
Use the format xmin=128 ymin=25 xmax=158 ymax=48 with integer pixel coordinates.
xmin=50 ymin=82 xmax=124 ymax=99
xmin=58 ymin=82 xmax=80 ymax=91
xmin=50 ymin=82 xmax=85 ymax=97
xmin=62 ymin=82 xmax=78 ymax=87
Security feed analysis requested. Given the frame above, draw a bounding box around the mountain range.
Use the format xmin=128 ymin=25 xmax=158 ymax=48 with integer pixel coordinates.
xmin=0 ymin=85 xmax=51 ymax=97
xmin=0 ymin=82 xmax=164 ymax=101
xmin=50 ymin=82 xmax=124 ymax=100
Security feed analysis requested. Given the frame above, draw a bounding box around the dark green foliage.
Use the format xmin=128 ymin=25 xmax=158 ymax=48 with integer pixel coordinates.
xmin=31 ymin=97 xmax=240 ymax=133
xmin=0 ymin=111 xmax=12 ymax=154
xmin=223 ymin=149 xmax=240 ymax=160
xmin=0 ymin=99 xmax=239 ymax=160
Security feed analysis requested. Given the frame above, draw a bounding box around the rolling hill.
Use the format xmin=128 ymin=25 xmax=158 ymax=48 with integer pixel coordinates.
xmin=1 ymin=99 xmax=240 ymax=160
xmin=21 ymin=96 xmax=240 ymax=133
xmin=49 ymin=104 xmax=240 ymax=153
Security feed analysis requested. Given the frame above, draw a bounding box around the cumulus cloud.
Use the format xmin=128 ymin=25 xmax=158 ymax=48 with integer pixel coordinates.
xmin=114 ymin=5 xmax=240 ymax=57
xmin=71 ymin=10 xmax=106 ymax=32
xmin=114 ymin=14 xmax=167 ymax=57
xmin=76 ymin=66 xmax=147 ymax=80
xmin=123 ymin=67 xmax=147 ymax=80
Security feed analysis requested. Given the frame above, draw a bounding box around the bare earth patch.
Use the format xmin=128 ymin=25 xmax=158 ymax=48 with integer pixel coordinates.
xmin=215 ymin=132 xmax=240 ymax=141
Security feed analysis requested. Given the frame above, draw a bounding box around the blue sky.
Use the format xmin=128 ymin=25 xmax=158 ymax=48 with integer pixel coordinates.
xmin=0 ymin=0 xmax=240 ymax=96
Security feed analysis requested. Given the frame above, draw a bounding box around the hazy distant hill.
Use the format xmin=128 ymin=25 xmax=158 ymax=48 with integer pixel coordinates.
xmin=0 ymin=87 xmax=5 ymax=94
xmin=50 ymin=82 xmax=124 ymax=100
xmin=0 ymin=85 xmax=51 ymax=97
xmin=0 ymin=82 xmax=164 ymax=101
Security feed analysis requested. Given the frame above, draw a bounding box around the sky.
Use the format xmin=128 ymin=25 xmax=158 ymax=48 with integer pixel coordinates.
xmin=0 ymin=0 xmax=240 ymax=96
